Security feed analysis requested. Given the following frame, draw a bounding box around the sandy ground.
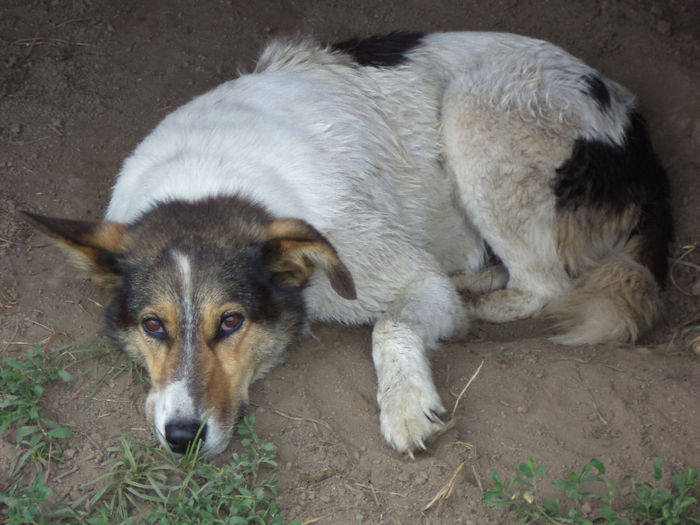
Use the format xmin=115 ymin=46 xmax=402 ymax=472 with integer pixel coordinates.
xmin=1 ymin=0 xmax=699 ymax=523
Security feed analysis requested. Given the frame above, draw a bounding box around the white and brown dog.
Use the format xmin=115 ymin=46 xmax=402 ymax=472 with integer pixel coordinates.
xmin=25 ymin=32 xmax=672 ymax=457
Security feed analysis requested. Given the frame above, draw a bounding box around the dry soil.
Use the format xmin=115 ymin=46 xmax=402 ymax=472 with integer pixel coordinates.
xmin=1 ymin=0 xmax=699 ymax=523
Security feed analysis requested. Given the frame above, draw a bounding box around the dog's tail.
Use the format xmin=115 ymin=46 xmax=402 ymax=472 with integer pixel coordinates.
xmin=546 ymin=112 xmax=673 ymax=345
xmin=547 ymin=239 xmax=664 ymax=345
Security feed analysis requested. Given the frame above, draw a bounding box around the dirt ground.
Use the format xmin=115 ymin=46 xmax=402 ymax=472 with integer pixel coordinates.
xmin=1 ymin=0 xmax=699 ymax=523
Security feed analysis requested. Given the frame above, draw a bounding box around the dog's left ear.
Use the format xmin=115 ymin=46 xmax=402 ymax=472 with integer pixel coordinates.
xmin=21 ymin=211 xmax=127 ymax=286
xmin=262 ymin=218 xmax=356 ymax=300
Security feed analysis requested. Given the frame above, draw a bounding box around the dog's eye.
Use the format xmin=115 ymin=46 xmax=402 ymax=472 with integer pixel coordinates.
xmin=218 ymin=313 xmax=244 ymax=337
xmin=142 ymin=317 xmax=166 ymax=339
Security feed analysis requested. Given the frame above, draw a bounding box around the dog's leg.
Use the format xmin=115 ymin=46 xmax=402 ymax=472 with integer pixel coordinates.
xmin=462 ymin=233 xmax=570 ymax=323
xmin=371 ymin=272 xmax=466 ymax=457
xmin=467 ymin=282 xmax=552 ymax=322
xmin=450 ymin=264 xmax=509 ymax=295
xmin=442 ymin=70 xmax=578 ymax=324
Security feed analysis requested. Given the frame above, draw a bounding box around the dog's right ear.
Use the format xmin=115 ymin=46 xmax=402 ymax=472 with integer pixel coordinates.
xmin=22 ymin=211 xmax=127 ymax=287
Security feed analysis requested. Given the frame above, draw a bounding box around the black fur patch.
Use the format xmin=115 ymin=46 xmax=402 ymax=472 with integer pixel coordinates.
xmin=554 ymin=112 xmax=673 ymax=285
xmin=331 ymin=32 xmax=425 ymax=67
xmin=582 ymin=74 xmax=611 ymax=112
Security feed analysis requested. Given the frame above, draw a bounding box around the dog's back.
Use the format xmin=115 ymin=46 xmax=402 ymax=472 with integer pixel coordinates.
xmin=107 ymin=31 xmax=670 ymax=344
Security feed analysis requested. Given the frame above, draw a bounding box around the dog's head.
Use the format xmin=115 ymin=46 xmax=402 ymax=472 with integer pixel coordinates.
xmin=24 ymin=197 xmax=355 ymax=455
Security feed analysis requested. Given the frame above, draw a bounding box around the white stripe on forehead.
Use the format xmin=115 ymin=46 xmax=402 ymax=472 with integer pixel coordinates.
xmin=171 ymin=250 xmax=195 ymax=367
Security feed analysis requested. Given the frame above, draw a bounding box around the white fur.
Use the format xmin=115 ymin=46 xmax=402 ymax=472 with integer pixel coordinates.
xmin=146 ymin=380 xmax=230 ymax=456
xmin=171 ymin=250 xmax=195 ymax=365
xmin=105 ymin=32 xmax=643 ymax=455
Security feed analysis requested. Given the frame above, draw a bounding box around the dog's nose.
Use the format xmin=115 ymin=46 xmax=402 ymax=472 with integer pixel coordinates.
xmin=164 ymin=420 xmax=206 ymax=454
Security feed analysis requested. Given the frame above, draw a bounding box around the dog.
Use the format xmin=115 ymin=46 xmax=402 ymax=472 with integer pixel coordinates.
xmin=24 ymin=32 xmax=672 ymax=457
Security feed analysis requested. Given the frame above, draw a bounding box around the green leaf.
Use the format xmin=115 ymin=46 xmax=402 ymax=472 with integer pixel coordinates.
xmin=588 ymin=458 xmax=605 ymax=475
xmin=31 ymin=384 xmax=44 ymax=397
xmin=57 ymin=369 xmax=73 ymax=382
xmin=542 ymin=498 xmax=561 ymax=515
xmin=519 ymin=458 xmax=536 ymax=479
xmin=4 ymin=357 xmax=25 ymax=369
xmin=48 ymin=426 xmax=72 ymax=439
xmin=653 ymin=457 xmax=664 ymax=481
xmin=582 ymin=475 xmax=603 ymax=484
xmin=553 ymin=479 xmax=576 ymax=491
xmin=484 ymin=495 xmax=515 ymax=509
xmin=15 ymin=425 xmax=39 ymax=441
xmin=649 ymin=487 xmax=672 ymax=507
xmin=513 ymin=476 xmax=534 ymax=488
xmin=675 ymin=495 xmax=697 ymax=511
xmin=599 ymin=504 xmax=617 ymax=520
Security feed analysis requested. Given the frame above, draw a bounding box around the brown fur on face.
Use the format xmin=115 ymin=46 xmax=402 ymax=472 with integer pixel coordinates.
xmin=132 ymin=301 xmax=180 ymax=390
xmin=197 ymin=306 xmax=273 ymax=423
xmin=129 ymin=298 xmax=261 ymax=426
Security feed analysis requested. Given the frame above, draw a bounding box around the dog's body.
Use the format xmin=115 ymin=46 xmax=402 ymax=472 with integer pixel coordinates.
xmin=26 ymin=32 xmax=671 ymax=456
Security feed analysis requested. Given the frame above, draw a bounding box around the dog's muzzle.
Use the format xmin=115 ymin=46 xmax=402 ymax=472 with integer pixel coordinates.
xmin=165 ymin=419 xmax=207 ymax=454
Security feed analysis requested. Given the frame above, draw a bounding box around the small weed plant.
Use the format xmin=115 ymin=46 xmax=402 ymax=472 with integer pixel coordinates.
xmin=0 ymin=345 xmax=74 ymax=475
xmin=484 ymin=457 xmax=700 ymax=524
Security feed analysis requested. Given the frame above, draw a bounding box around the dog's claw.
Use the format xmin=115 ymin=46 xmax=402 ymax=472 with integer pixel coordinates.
xmin=379 ymin=384 xmax=446 ymax=457
xmin=425 ymin=409 xmax=444 ymax=424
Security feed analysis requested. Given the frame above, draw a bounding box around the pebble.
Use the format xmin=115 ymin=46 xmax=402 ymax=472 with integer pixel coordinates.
xmin=692 ymin=340 xmax=700 ymax=357
xmin=414 ymin=471 xmax=429 ymax=484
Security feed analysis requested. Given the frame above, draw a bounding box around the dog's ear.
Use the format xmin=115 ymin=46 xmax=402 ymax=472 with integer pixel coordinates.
xmin=22 ymin=211 xmax=127 ymax=287
xmin=262 ymin=218 xmax=356 ymax=300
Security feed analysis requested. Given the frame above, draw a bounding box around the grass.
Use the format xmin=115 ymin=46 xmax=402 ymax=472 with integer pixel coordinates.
xmin=80 ymin=416 xmax=286 ymax=524
xmin=0 ymin=343 xmax=296 ymax=524
xmin=0 ymin=345 xmax=74 ymax=476
xmin=484 ymin=457 xmax=700 ymax=524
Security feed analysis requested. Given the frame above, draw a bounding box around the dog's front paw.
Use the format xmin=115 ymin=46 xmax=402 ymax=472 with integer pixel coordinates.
xmin=378 ymin=384 xmax=446 ymax=458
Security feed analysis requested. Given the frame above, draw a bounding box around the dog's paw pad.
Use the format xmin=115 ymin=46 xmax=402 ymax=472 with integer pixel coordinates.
xmin=378 ymin=386 xmax=446 ymax=457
